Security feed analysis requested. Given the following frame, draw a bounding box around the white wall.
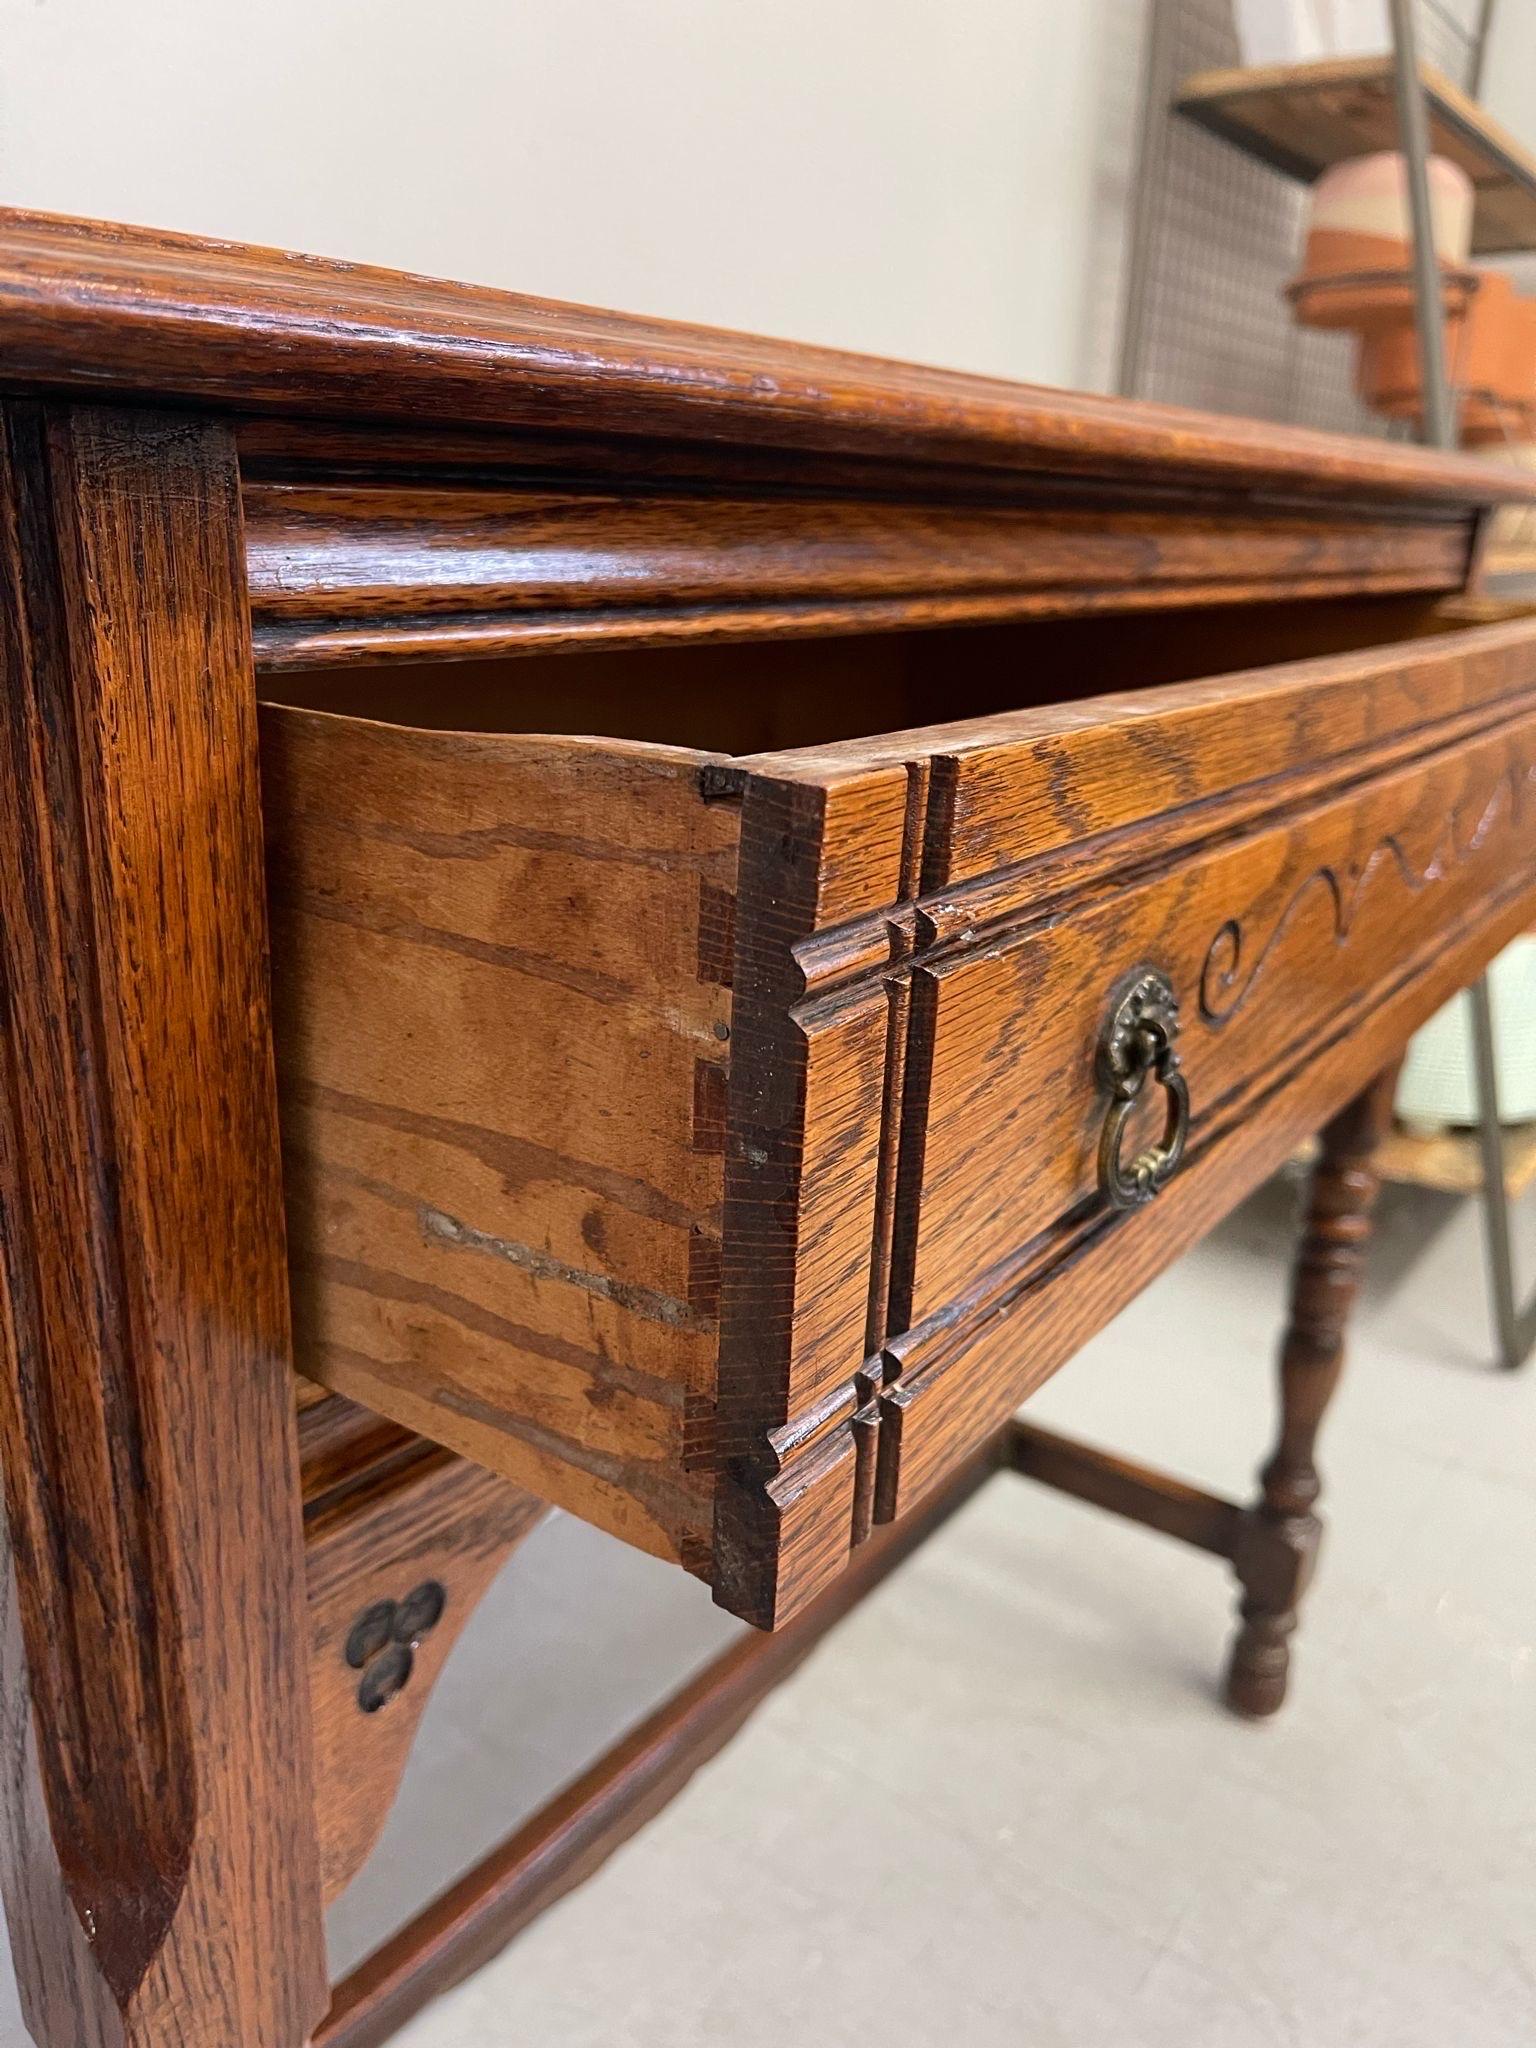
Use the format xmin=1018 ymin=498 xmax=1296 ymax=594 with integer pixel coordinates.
xmin=0 ymin=0 xmax=1145 ymax=390
xmin=1481 ymin=1 xmax=1536 ymax=154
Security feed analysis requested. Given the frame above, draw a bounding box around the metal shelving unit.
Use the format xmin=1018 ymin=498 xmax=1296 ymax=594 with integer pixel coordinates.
xmin=1123 ymin=0 xmax=1534 ymax=1367
xmin=1176 ymin=51 xmax=1536 ymax=253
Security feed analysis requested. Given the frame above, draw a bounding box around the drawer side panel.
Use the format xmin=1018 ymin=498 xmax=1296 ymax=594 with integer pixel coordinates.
xmin=261 ymin=709 xmax=735 ymax=1565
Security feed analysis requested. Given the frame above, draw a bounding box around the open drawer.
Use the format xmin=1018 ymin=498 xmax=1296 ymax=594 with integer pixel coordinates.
xmin=259 ymin=599 xmax=1536 ymax=1625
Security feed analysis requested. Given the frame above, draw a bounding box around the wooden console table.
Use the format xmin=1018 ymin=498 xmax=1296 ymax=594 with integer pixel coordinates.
xmin=0 ymin=210 xmax=1532 ymax=2048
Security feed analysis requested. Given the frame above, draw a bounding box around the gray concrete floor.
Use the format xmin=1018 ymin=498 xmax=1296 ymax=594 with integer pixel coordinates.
xmin=2 ymin=1169 xmax=1532 ymax=2045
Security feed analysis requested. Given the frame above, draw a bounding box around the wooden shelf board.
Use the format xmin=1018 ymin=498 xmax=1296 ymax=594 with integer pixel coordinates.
xmin=1177 ymin=55 xmax=1536 ymax=256
xmin=1377 ymin=1120 xmax=1536 ymax=1199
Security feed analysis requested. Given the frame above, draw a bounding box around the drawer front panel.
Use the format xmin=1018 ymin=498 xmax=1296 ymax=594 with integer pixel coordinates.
xmin=924 ymin=624 xmax=1536 ymax=886
xmin=714 ymin=617 xmax=1536 ymax=1625
xmin=907 ymin=715 xmax=1536 ymax=1325
xmin=877 ymin=859 xmax=1536 ymax=1524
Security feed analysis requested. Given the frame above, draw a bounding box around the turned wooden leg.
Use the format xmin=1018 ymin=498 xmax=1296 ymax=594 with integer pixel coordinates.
xmin=1224 ymin=1066 xmax=1398 ymax=1720
xmin=0 ymin=405 xmax=327 ymax=2044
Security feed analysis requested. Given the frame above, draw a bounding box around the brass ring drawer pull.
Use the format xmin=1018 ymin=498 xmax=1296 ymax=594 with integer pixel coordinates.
xmin=1096 ymin=969 xmax=1189 ymax=1212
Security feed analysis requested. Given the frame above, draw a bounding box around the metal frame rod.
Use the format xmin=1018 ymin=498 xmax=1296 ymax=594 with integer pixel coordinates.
xmin=1389 ymin=0 xmax=1459 ymax=450
xmin=1114 ymin=0 xmax=1168 ymax=399
xmin=1469 ymin=0 xmax=1498 ymax=101
xmin=1468 ymin=977 xmax=1536 ymax=1367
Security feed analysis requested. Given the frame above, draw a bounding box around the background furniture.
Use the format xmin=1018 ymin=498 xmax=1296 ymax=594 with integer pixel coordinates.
xmin=1122 ymin=0 xmax=1536 ymax=1364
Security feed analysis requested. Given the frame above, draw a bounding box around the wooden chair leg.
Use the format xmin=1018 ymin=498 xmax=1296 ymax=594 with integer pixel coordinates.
xmin=1224 ymin=1066 xmax=1399 ymax=1719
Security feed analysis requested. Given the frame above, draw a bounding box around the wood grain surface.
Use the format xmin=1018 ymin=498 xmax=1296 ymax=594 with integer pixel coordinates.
xmin=902 ymin=713 xmax=1536 ymax=1325
xmin=0 ymin=404 xmax=327 ymax=2045
xmin=241 ymin=473 xmax=1474 ymax=670
xmin=313 ymin=1432 xmax=1003 ymax=2048
xmin=1007 ymin=1422 xmax=1244 ymax=1559
xmin=261 ymin=708 xmax=736 ymax=1566
xmin=4 ymin=207 xmax=1535 ymax=2048
xmin=263 ymin=607 xmax=1536 ymax=1629
xmin=710 ymin=613 xmax=1536 ymax=1619
xmin=1 ymin=208 xmax=1530 ymax=503
xmin=301 ymin=1399 xmax=546 ymax=1901
xmin=873 ymin=894 xmax=1529 ymax=1522
xmin=1225 ymin=1067 xmax=1399 ymax=1717
xmin=244 ymin=482 xmax=1473 ymax=621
